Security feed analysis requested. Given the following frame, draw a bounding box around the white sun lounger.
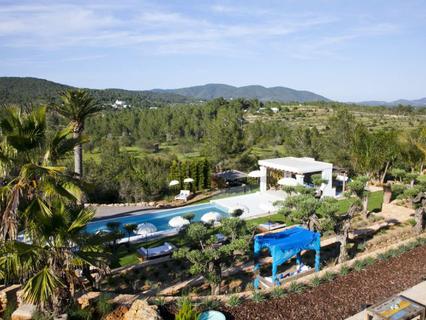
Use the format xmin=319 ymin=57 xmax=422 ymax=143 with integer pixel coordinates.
xmin=137 ymin=242 xmax=176 ymax=259
xmin=175 ymin=190 xmax=191 ymax=201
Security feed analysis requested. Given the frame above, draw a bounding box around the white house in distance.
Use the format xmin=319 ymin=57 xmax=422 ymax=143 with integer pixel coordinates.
xmin=111 ymin=100 xmax=130 ymax=109
xmin=258 ymin=157 xmax=336 ymax=197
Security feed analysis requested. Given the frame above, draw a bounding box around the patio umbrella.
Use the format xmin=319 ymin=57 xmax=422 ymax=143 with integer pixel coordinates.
xmin=184 ymin=177 xmax=194 ymax=183
xmin=277 ymin=177 xmax=299 ymax=186
xmin=168 ymin=216 xmax=190 ymax=228
xmin=201 ymin=211 xmax=223 ymax=224
xmin=169 ymin=180 xmax=180 ymax=187
xmin=248 ymin=170 xmax=263 ymax=178
xmin=136 ymin=223 xmax=157 ymax=236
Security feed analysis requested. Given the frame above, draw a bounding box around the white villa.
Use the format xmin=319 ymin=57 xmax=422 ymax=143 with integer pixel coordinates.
xmin=212 ymin=157 xmax=336 ymax=219
xmin=258 ymin=157 xmax=335 ymax=197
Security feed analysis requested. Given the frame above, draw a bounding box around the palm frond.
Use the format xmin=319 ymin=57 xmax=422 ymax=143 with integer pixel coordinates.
xmin=22 ymin=267 xmax=63 ymax=305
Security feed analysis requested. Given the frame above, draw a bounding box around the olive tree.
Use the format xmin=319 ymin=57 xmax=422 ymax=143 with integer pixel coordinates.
xmin=173 ymin=221 xmax=251 ymax=295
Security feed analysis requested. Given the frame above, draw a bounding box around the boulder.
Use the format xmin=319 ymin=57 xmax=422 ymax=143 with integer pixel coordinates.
xmin=123 ymin=299 xmax=162 ymax=320
xmin=77 ymin=291 xmax=101 ymax=309
xmin=11 ymin=304 xmax=36 ymax=320
xmin=104 ymin=305 xmax=129 ymax=320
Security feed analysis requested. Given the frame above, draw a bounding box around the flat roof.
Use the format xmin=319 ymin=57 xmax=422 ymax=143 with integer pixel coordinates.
xmin=258 ymin=157 xmax=332 ymax=174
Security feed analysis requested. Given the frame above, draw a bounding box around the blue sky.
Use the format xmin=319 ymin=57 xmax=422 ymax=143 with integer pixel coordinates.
xmin=0 ymin=0 xmax=425 ymax=101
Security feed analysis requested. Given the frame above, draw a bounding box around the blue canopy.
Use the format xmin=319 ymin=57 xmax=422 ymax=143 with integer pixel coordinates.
xmin=254 ymin=226 xmax=320 ymax=287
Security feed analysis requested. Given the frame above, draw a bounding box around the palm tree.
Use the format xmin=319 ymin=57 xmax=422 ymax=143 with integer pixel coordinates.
xmin=0 ymin=106 xmax=84 ymax=240
xmin=54 ymin=90 xmax=102 ymax=179
xmin=0 ymin=204 xmax=109 ymax=315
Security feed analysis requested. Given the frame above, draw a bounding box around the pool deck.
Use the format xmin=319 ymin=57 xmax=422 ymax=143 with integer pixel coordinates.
xmin=211 ymin=190 xmax=285 ymax=218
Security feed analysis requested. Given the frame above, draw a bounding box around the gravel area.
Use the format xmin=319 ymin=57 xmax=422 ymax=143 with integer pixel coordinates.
xmin=221 ymin=244 xmax=426 ymax=320
xmin=159 ymin=244 xmax=426 ymax=319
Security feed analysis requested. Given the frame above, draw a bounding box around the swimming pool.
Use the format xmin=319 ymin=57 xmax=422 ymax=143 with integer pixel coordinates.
xmin=86 ymin=203 xmax=229 ymax=234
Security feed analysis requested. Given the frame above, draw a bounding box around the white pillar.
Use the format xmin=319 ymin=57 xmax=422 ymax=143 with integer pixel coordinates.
xmin=260 ymin=166 xmax=267 ymax=192
xmin=295 ymin=174 xmax=305 ymax=185
xmin=321 ymin=168 xmax=334 ymax=196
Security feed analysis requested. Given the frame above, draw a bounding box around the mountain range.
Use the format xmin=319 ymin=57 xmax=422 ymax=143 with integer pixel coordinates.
xmin=153 ymin=83 xmax=328 ymax=102
xmin=359 ymin=98 xmax=426 ymax=107
xmin=0 ymin=77 xmax=425 ymax=107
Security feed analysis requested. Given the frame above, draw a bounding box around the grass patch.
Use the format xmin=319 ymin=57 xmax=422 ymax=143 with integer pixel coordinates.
xmin=227 ymin=295 xmax=242 ymax=307
xmin=247 ymin=213 xmax=286 ymax=227
xmin=252 ymin=291 xmax=266 ymax=303
xmin=338 ymin=190 xmax=384 ymax=214
xmin=271 ymin=286 xmax=286 ymax=298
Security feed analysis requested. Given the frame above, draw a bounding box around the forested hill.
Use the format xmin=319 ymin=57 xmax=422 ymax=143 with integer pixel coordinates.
xmin=153 ymin=83 xmax=330 ymax=102
xmin=0 ymin=77 xmax=191 ymax=106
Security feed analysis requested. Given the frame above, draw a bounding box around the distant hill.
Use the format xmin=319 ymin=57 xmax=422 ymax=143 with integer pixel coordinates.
xmin=0 ymin=77 xmax=190 ymax=106
xmin=359 ymin=98 xmax=426 ymax=107
xmin=153 ymin=83 xmax=329 ymax=102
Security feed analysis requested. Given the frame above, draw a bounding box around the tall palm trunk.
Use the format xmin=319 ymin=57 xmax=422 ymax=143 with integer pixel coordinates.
xmin=73 ymin=123 xmax=83 ymax=179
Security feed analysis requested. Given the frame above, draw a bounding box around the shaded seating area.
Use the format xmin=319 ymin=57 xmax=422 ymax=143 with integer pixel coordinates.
xmin=137 ymin=242 xmax=176 ymax=260
xmin=254 ymin=226 xmax=321 ymax=288
xmin=175 ymin=190 xmax=191 ymax=201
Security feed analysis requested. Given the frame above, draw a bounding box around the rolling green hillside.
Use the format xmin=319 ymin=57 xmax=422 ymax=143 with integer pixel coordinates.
xmin=153 ymin=83 xmax=330 ymax=102
xmin=0 ymin=77 xmax=190 ymax=106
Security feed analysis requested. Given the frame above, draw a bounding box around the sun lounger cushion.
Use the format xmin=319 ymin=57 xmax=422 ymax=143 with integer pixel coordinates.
xmin=137 ymin=242 xmax=175 ymax=258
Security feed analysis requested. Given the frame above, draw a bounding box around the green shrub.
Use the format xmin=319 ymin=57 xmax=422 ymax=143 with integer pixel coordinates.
xmin=310 ymin=276 xmax=322 ymax=287
xmin=339 ymin=265 xmax=351 ymax=276
xmin=377 ymin=251 xmax=392 ymax=260
xmin=391 ymin=183 xmax=406 ymax=198
xmin=363 ymin=257 xmax=375 ymax=266
xmin=2 ymin=300 xmax=17 ymax=320
xmin=175 ymin=299 xmax=199 ymax=320
xmin=200 ymin=298 xmax=220 ymax=311
xmin=353 ymin=259 xmax=367 ymax=271
xmin=251 ymin=291 xmax=266 ymax=303
xmin=68 ymin=307 xmax=93 ymax=320
xmin=152 ymin=296 xmax=166 ymax=306
xmin=96 ymin=293 xmax=113 ymax=317
xmin=407 ymin=218 xmax=417 ymax=227
xmin=287 ymin=281 xmax=306 ymax=294
xmin=321 ymin=271 xmax=336 ymax=282
xmin=227 ymin=295 xmax=242 ymax=307
xmin=271 ymin=286 xmax=286 ymax=298
xmin=387 ymin=248 xmax=399 ymax=257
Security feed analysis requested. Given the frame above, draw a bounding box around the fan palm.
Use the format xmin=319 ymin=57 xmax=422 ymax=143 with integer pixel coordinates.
xmin=0 ymin=203 xmax=109 ymax=314
xmin=0 ymin=106 xmax=84 ymax=240
xmin=54 ymin=90 xmax=102 ymax=179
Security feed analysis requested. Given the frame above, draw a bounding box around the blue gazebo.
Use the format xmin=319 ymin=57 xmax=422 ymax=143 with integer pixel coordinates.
xmin=254 ymin=226 xmax=321 ymax=288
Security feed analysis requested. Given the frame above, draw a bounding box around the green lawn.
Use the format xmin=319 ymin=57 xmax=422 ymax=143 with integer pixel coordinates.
xmin=246 ymin=213 xmax=286 ymax=227
xmin=337 ymin=190 xmax=384 ymax=214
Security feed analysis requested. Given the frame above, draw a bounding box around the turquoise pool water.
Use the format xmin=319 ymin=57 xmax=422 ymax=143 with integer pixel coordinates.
xmin=86 ymin=203 xmax=229 ymax=234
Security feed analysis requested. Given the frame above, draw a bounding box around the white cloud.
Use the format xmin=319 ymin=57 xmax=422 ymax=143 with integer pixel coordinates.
xmin=0 ymin=0 xmax=400 ymax=60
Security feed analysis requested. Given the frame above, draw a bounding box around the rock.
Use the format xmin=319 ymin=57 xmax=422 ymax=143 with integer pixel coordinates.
xmin=104 ymin=305 xmax=130 ymax=320
xmin=54 ymin=315 xmax=68 ymax=320
xmin=148 ymin=202 xmax=155 ymax=207
xmin=11 ymin=304 xmax=36 ymax=320
xmin=77 ymin=291 xmax=101 ymax=309
xmin=123 ymin=299 xmax=162 ymax=320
